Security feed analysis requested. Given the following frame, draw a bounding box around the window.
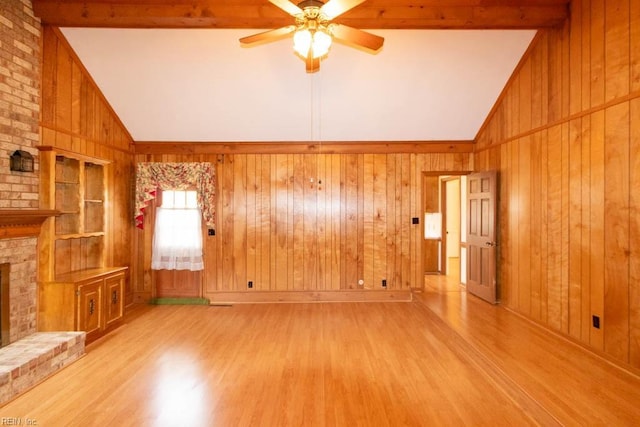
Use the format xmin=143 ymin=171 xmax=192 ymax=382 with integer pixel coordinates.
xmin=151 ymin=190 xmax=204 ymax=271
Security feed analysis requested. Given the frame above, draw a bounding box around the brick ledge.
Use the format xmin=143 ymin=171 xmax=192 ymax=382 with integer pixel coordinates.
xmin=0 ymin=332 xmax=85 ymax=406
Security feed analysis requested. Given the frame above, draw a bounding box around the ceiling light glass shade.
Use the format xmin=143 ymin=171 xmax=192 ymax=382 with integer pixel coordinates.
xmin=313 ymin=30 xmax=332 ymax=57
xmin=293 ymin=29 xmax=312 ymax=57
xmin=293 ymin=28 xmax=332 ymax=59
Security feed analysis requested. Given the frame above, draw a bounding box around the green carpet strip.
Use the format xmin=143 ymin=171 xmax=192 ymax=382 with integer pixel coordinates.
xmin=149 ymin=297 xmax=210 ymax=305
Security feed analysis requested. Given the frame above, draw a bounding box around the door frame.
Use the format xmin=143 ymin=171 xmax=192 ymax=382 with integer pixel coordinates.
xmin=421 ymin=171 xmax=472 ymax=282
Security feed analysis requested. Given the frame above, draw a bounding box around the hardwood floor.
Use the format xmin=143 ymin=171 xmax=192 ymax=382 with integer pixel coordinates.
xmin=1 ymin=284 xmax=639 ymax=426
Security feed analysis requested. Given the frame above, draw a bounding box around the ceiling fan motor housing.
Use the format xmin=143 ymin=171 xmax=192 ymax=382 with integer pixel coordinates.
xmin=297 ymin=0 xmax=326 ymax=10
xmin=296 ymin=0 xmax=328 ymax=25
xmin=295 ymin=0 xmax=331 ymax=34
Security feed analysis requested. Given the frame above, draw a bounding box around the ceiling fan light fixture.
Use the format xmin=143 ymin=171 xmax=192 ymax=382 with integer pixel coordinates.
xmin=293 ymin=28 xmax=332 ymax=59
xmin=240 ymin=0 xmax=383 ymax=72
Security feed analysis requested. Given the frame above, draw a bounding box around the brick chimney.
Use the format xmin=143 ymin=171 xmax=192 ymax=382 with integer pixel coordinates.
xmin=0 ymin=0 xmax=42 ymax=344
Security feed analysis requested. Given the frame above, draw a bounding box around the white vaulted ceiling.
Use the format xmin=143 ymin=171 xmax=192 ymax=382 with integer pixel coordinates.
xmin=60 ymin=28 xmax=536 ymax=143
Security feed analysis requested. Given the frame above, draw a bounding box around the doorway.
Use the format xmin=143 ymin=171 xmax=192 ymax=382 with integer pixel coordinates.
xmin=421 ymin=172 xmax=468 ymax=285
xmin=150 ymin=189 xmax=204 ymax=299
xmin=441 ymin=177 xmax=461 ymax=282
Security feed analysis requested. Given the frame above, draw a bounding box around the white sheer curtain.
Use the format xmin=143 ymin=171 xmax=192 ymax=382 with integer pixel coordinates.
xmin=152 ymin=206 xmax=204 ymax=271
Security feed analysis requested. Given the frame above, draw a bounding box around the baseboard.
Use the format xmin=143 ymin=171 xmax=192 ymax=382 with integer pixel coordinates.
xmin=204 ymin=290 xmax=412 ymax=304
xmin=149 ymin=297 xmax=210 ymax=305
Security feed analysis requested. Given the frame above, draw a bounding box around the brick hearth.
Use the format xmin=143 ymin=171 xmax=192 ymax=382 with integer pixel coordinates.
xmin=0 ymin=332 xmax=85 ymax=404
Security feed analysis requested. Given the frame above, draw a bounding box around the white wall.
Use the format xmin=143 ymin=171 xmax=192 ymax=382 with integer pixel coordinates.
xmin=445 ymin=179 xmax=460 ymax=258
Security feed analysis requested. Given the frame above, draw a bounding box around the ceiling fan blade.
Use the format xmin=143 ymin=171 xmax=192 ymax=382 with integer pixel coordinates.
xmin=306 ymin=53 xmax=320 ymax=73
xmin=240 ymin=26 xmax=296 ymax=46
xmin=269 ymin=0 xmax=303 ymax=16
xmin=330 ymin=24 xmax=384 ymax=52
xmin=320 ymin=0 xmax=366 ymax=19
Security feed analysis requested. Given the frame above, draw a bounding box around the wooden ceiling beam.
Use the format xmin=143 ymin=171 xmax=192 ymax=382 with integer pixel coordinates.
xmin=32 ymin=1 xmax=569 ymax=29
xmin=133 ymin=141 xmax=475 ymax=155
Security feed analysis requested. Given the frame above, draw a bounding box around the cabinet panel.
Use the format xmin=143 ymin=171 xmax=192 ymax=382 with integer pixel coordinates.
xmin=55 ymin=183 xmax=80 ymax=212
xmin=81 ymin=236 xmax=103 ymax=270
xmin=84 ymin=162 xmax=105 ymax=234
xmin=55 ymin=237 xmax=103 ymax=277
xmin=55 ymin=156 xmax=80 ymax=236
xmin=84 ymin=201 xmax=104 ymax=233
xmin=105 ymin=273 xmax=124 ymax=327
xmin=54 ymin=239 xmax=74 ymax=277
xmin=55 ymin=156 xmax=79 ymax=182
xmin=84 ymin=163 xmax=104 ymax=201
xmin=77 ymin=278 xmax=103 ymax=339
xmin=55 ymin=212 xmax=80 ymax=235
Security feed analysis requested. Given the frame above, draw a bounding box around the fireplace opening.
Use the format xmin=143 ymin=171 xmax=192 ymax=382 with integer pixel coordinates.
xmin=0 ymin=263 xmax=9 ymax=347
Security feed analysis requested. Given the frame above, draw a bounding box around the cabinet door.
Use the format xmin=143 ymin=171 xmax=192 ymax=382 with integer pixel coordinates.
xmin=105 ymin=273 xmax=124 ymax=327
xmin=77 ymin=278 xmax=103 ymax=338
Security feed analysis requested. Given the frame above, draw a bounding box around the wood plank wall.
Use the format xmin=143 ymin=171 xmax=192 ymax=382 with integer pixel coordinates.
xmin=422 ymin=175 xmax=440 ymax=273
xmin=474 ymin=0 xmax=640 ymax=369
xmin=40 ymin=26 xmax=136 ymax=304
xmin=132 ymin=151 xmax=471 ymax=301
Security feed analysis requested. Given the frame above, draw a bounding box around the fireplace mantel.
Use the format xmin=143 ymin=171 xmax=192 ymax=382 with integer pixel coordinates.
xmin=0 ymin=210 xmax=60 ymax=239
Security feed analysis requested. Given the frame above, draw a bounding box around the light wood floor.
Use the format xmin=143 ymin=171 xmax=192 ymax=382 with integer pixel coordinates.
xmin=1 ymin=280 xmax=639 ymax=426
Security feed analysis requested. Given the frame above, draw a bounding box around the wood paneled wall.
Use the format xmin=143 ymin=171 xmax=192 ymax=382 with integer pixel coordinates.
xmin=40 ymin=26 xmax=135 ymax=303
xmin=132 ymin=151 xmax=471 ymax=301
xmin=474 ymin=0 xmax=640 ymax=369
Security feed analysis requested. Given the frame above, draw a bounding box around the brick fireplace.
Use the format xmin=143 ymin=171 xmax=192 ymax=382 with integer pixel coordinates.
xmin=0 ymin=237 xmax=38 ymax=347
xmin=0 ymin=212 xmax=60 ymax=347
xmin=0 ymin=215 xmax=62 ymax=346
xmin=0 ymin=214 xmax=86 ymax=406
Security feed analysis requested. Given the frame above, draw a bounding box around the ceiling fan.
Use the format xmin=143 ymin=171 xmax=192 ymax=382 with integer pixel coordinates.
xmin=240 ymin=0 xmax=384 ymax=73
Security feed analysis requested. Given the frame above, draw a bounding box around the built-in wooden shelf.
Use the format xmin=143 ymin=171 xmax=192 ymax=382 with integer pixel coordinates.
xmin=0 ymin=210 xmax=60 ymax=239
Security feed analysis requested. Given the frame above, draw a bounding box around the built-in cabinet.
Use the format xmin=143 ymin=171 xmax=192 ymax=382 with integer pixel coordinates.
xmin=39 ymin=268 xmax=126 ymax=342
xmin=37 ymin=146 xmax=127 ymax=342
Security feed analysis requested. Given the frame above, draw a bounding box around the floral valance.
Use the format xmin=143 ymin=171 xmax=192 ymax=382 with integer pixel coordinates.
xmin=135 ymin=162 xmax=216 ymax=229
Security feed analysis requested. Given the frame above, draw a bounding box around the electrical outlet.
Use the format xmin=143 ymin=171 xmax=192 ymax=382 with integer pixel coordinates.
xmin=592 ymin=315 xmax=600 ymax=329
xmin=412 ymin=217 xmax=420 ymax=225
xmin=248 ymin=281 xmax=253 ymax=289
xmin=382 ymin=279 xmax=387 ymax=288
